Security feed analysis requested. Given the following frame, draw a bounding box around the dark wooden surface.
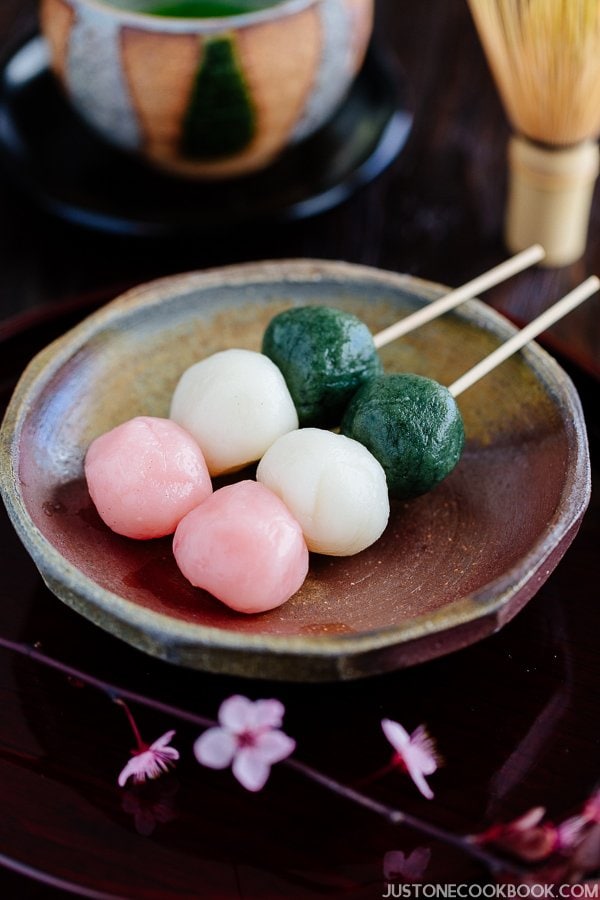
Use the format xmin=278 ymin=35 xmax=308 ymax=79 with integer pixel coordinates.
xmin=0 ymin=1 xmax=599 ymax=897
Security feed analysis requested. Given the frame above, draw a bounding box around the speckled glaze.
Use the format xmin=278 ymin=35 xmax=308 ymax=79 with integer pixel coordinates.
xmin=0 ymin=260 xmax=591 ymax=681
xmin=39 ymin=0 xmax=373 ymax=178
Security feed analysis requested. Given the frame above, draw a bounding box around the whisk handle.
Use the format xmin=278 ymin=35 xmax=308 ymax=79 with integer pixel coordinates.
xmin=506 ymin=135 xmax=599 ymax=268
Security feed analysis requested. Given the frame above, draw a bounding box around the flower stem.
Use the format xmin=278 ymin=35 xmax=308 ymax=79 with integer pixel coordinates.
xmin=114 ymin=698 xmax=145 ymax=752
xmin=0 ymin=635 xmax=524 ymax=877
xmin=356 ymin=755 xmax=403 ymax=786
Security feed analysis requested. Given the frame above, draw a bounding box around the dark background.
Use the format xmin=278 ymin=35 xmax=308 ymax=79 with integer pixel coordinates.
xmin=0 ymin=1 xmax=599 ymax=897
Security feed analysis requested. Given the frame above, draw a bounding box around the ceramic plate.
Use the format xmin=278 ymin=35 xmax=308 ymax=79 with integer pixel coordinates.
xmin=0 ymin=261 xmax=590 ymax=680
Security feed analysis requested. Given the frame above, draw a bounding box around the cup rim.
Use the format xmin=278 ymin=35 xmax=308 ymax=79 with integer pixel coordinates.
xmin=67 ymin=0 xmax=321 ymax=29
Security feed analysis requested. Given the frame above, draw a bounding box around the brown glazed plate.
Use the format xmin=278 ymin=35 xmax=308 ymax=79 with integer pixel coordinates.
xmin=0 ymin=260 xmax=591 ymax=681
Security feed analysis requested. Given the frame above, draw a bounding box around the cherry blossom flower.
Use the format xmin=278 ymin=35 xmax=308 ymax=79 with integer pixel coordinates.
xmin=383 ymin=847 xmax=431 ymax=883
xmin=194 ymin=695 xmax=295 ymax=792
xmin=114 ymin=699 xmax=179 ymax=788
xmin=498 ymin=818 xmax=600 ymax=888
xmin=118 ymin=730 xmax=180 ymax=787
xmin=381 ymin=719 xmax=440 ymax=800
xmin=473 ymin=807 xmax=558 ymax=862
xmin=477 ymin=794 xmax=600 ymax=869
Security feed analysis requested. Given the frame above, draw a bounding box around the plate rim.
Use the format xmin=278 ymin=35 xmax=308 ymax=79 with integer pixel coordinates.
xmin=0 ymin=259 xmax=591 ymax=678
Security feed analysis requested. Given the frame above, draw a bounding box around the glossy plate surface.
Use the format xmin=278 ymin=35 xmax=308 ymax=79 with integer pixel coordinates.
xmin=0 ymin=260 xmax=590 ymax=680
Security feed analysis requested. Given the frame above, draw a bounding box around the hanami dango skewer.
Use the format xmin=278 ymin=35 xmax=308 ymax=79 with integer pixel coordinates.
xmin=86 ymin=247 xmax=542 ymax=537
xmin=342 ymin=277 xmax=600 ymax=499
xmin=174 ymin=276 xmax=597 ymax=612
xmin=86 ymin=248 xmax=543 ymax=537
xmin=258 ymin=277 xmax=599 ymax=558
xmin=83 ymin=268 xmax=596 ymax=618
xmin=262 ymin=246 xmax=544 ymax=427
xmin=170 ymin=246 xmax=544 ymax=476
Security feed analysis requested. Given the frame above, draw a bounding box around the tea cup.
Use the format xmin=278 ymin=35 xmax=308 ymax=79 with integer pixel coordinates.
xmin=40 ymin=0 xmax=374 ymax=178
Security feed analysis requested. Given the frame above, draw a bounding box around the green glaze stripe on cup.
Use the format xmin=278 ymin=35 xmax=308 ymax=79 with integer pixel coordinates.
xmin=40 ymin=0 xmax=374 ymax=178
xmin=182 ymin=35 xmax=257 ymax=159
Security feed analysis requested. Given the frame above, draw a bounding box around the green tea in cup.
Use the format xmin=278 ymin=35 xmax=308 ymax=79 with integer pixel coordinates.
xmin=103 ymin=0 xmax=284 ymax=14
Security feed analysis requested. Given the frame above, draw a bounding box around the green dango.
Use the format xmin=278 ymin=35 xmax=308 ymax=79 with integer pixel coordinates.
xmin=262 ymin=306 xmax=383 ymax=427
xmin=341 ymin=373 xmax=465 ymax=499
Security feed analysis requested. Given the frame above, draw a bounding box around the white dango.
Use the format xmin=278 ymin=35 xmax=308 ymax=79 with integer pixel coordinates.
xmin=256 ymin=428 xmax=390 ymax=556
xmin=170 ymin=348 xmax=298 ymax=476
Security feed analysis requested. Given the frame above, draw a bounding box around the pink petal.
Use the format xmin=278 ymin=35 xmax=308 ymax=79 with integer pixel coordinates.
xmin=154 ymin=756 xmax=172 ymax=775
xmin=381 ymin=720 xmax=438 ymax=798
xmin=402 ymin=744 xmax=437 ymax=781
xmin=156 ymin=746 xmax=179 ymax=763
xmin=556 ymin=815 xmax=588 ymax=850
xmin=250 ymin=699 xmax=285 ymax=730
xmin=402 ymin=847 xmax=431 ymax=880
xmin=218 ymin=695 xmax=256 ymax=734
xmin=254 ymin=729 xmax=296 ymax=764
xmin=383 ymin=850 xmax=409 ymax=881
xmin=194 ymin=727 xmax=237 ymax=769
xmin=408 ymin=726 xmax=439 ymax=775
xmin=150 ymin=730 xmax=177 ymax=752
xmin=514 ymin=807 xmax=547 ymax=831
xmin=232 ymin=746 xmax=272 ymax=792
xmin=381 ymin=718 xmax=410 ymax=754
xmin=383 ymin=847 xmax=431 ymax=882
xmin=118 ymin=752 xmax=153 ymax=787
xmin=403 ymin=755 xmax=435 ymax=800
xmin=149 ymin=730 xmax=179 ymax=761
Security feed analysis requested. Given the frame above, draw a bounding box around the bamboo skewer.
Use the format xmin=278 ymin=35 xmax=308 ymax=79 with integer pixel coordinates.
xmin=372 ymin=244 xmax=544 ymax=349
xmin=448 ymin=276 xmax=600 ymax=398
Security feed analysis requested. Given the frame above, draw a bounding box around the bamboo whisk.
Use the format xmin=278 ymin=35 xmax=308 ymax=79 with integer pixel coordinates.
xmin=467 ymin=0 xmax=600 ymax=266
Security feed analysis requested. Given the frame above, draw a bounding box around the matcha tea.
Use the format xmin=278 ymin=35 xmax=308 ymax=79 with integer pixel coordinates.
xmin=103 ymin=0 xmax=284 ymax=16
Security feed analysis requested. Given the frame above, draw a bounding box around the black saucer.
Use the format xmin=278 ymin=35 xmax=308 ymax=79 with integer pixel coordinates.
xmin=0 ymin=35 xmax=411 ymax=238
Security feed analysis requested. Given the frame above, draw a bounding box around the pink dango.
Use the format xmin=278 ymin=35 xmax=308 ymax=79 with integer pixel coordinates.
xmin=84 ymin=416 xmax=212 ymax=539
xmin=173 ymin=480 xmax=309 ymax=614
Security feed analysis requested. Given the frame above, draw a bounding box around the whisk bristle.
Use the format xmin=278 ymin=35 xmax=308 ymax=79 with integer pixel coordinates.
xmin=467 ymin=0 xmax=600 ymax=145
